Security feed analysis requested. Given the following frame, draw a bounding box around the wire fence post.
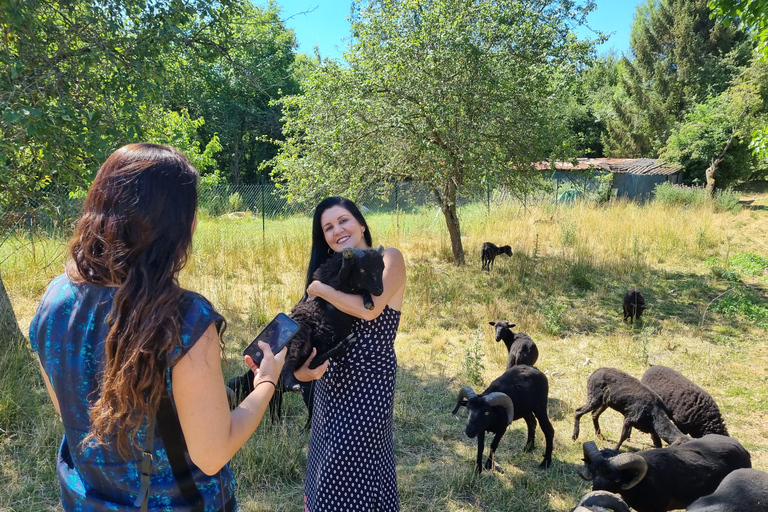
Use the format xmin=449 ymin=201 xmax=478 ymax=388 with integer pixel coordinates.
xmin=395 ymin=181 xmax=400 ymax=233
xmin=260 ymin=176 xmax=266 ymax=241
xmin=486 ymin=179 xmax=491 ymax=215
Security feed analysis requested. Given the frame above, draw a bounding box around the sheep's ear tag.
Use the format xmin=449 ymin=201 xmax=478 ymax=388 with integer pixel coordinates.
xmin=377 ymin=245 xmax=384 ymax=254
xmin=342 ymin=248 xmax=355 ymax=259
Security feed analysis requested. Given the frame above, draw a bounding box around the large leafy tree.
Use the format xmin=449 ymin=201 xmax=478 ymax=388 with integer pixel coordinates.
xmin=660 ymin=59 xmax=768 ymax=190
xmin=170 ymin=2 xmax=298 ymax=185
xmin=605 ymin=0 xmax=750 ymax=157
xmin=0 ymin=0 xmax=247 ymax=202
xmin=272 ymin=0 xmax=597 ymax=265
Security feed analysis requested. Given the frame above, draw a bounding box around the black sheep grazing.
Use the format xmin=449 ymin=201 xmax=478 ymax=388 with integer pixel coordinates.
xmin=227 ymin=246 xmax=385 ymax=407
xmin=572 ymin=367 xmax=688 ymax=450
xmin=481 ymin=242 xmax=512 ymax=271
xmin=489 ymin=320 xmax=539 ymax=367
xmin=579 ymin=435 xmax=752 ymax=512
xmin=687 ymin=468 xmax=768 ymax=511
xmin=452 ymin=364 xmax=554 ymax=472
xmin=623 ymin=288 xmax=646 ymax=324
xmin=640 ymin=365 xmax=729 ymax=438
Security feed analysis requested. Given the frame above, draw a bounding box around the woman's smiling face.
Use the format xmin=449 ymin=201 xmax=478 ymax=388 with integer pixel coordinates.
xmin=321 ymin=205 xmax=368 ymax=253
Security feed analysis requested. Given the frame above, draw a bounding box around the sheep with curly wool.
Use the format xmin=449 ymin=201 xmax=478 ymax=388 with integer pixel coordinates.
xmin=641 ymin=365 xmax=729 ymax=438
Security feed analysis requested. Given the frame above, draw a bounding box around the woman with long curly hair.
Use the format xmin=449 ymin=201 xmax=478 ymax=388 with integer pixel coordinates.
xmin=29 ymin=143 xmax=323 ymax=511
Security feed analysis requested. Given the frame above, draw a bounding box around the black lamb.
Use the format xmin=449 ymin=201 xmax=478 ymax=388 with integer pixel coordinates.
xmin=623 ymin=288 xmax=646 ymax=324
xmin=640 ymin=365 xmax=729 ymax=438
xmin=572 ymin=367 xmax=688 ymax=450
xmin=452 ymin=364 xmax=554 ymax=472
xmin=489 ymin=320 xmax=539 ymax=367
xmin=481 ymin=242 xmax=512 ymax=271
xmin=227 ymin=246 xmax=385 ymax=408
xmin=686 ymin=468 xmax=768 ymax=511
xmin=579 ymin=435 xmax=752 ymax=512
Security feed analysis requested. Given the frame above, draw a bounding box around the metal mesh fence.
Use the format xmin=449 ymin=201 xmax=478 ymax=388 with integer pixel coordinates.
xmin=0 ymin=179 xmax=569 ymax=255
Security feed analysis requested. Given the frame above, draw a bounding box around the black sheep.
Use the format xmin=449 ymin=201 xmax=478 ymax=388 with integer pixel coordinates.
xmin=481 ymin=242 xmax=512 ymax=271
xmin=579 ymin=435 xmax=752 ymax=512
xmin=641 ymin=365 xmax=729 ymax=438
xmin=623 ymin=288 xmax=646 ymax=324
xmin=687 ymin=468 xmax=768 ymax=511
xmin=572 ymin=367 xmax=687 ymax=450
xmin=452 ymin=364 xmax=554 ymax=472
xmin=489 ymin=320 xmax=539 ymax=367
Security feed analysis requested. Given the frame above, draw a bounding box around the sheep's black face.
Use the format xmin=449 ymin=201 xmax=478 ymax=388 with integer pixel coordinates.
xmin=490 ymin=321 xmax=515 ymax=342
xmin=465 ymin=398 xmax=491 ymax=438
xmin=352 ymin=250 xmax=385 ymax=296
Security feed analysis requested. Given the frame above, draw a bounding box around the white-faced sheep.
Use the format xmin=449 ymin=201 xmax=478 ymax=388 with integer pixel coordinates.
xmin=572 ymin=367 xmax=688 ymax=450
xmin=452 ymin=364 xmax=554 ymax=472
xmin=489 ymin=320 xmax=539 ymax=367
xmin=686 ymin=468 xmax=768 ymax=511
xmin=579 ymin=435 xmax=752 ymax=512
xmin=640 ymin=365 xmax=729 ymax=438
xmin=623 ymin=288 xmax=646 ymax=324
xmin=481 ymin=242 xmax=512 ymax=271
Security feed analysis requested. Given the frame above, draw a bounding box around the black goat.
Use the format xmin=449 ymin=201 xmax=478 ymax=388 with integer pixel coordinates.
xmin=570 ymin=491 xmax=631 ymax=512
xmin=687 ymin=468 xmax=768 ymax=511
xmin=579 ymin=435 xmax=752 ymax=512
xmin=489 ymin=320 xmax=539 ymax=367
xmin=641 ymin=365 xmax=729 ymax=438
xmin=481 ymin=242 xmax=512 ymax=271
xmin=452 ymin=365 xmax=554 ymax=472
xmin=623 ymin=288 xmax=646 ymax=324
xmin=572 ymin=367 xmax=687 ymax=450
xmin=227 ymin=246 xmax=385 ymax=410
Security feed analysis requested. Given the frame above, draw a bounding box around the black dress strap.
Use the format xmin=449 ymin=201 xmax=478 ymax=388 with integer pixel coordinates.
xmin=157 ymin=392 xmax=205 ymax=512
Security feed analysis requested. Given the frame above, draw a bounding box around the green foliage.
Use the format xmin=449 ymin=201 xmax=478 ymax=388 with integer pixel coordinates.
xmin=271 ymin=0 xmax=599 ymax=264
xmin=461 ymin=333 xmax=485 ymax=388
xmin=605 ymin=0 xmax=751 ymax=157
xmin=710 ymin=0 xmax=768 ymax=57
xmin=653 ymin=182 xmax=742 ymax=211
xmin=143 ymin=109 xmax=222 ymax=175
xmin=660 ymin=62 xmax=767 ymax=189
xmin=710 ymin=286 xmax=768 ymax=327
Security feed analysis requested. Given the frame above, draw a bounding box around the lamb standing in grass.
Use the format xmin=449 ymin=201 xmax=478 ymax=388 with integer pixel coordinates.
xmin=573 ymin=367 xmax=688 ymax=450
xmin=489 ymin=320 xmax=539 ymax=367
xmin=481 ymin=242 xmax=512 ymax=271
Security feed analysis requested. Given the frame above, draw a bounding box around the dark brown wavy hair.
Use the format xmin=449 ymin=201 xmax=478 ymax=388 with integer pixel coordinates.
xmin=69 ymin=143 xmax=200 ymax=457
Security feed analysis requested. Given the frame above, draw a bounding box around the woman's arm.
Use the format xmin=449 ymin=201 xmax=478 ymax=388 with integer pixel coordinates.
xmin=307 ymin=247 xmax=406 ymax=321
xmin=172 ymin=323 xmax=284 ymax=475
xmin=36 ymin=358 xmax=61 ymax=416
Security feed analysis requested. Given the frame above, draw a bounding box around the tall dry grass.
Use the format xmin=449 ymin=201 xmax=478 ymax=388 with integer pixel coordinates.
xmin=2 ymin=193 xmax=767 ymax=511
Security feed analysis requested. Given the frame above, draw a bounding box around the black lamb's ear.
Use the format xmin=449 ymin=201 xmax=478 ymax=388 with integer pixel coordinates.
xmin=339 ymin=249 xmax=353 ymax=281
xmin=377 ymin=245 xmax=384 ymax=254
xmin=342 ymin=247 xmax=355 ymax=259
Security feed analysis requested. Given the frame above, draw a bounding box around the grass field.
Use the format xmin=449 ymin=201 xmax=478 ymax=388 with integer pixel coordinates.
xmin=2 ymin=188 xmax=768 ymax=511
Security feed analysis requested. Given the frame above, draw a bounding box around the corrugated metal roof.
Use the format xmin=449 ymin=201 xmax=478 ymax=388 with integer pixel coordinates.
xmin=535 ymin=158 xmax=683 ymax=176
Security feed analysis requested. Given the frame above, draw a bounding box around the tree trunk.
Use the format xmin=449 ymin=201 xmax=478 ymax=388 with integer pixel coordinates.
xmin=434 ymin=181 xmax=465 ymax=266
xmin=0 ymin=273 xmax=25 ymax=346
xmin=705 ymin=157 xmax=720 ymax=196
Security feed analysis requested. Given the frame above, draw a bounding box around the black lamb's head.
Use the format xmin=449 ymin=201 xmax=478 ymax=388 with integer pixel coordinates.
xmin=314 ymin=246 xmax=386 ymax=296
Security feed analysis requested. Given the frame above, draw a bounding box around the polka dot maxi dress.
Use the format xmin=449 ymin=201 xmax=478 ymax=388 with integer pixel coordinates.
xmin=305 ymin=305 xmax=401 ymax=512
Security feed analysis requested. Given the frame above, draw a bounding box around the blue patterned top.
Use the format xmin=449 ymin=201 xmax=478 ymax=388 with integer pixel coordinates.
xmin=29 ymin=274 xmax=236 ymax=512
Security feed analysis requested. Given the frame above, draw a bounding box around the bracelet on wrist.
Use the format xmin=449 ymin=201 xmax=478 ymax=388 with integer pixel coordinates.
xmin=255 ymin=380 xmax=276 ymax=390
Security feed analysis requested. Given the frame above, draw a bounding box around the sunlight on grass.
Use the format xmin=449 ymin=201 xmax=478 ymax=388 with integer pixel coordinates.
xmin=2 ymin=193 xmax=768 ymax=511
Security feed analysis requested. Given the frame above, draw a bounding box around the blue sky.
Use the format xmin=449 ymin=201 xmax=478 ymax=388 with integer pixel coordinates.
xmin=270 ymin=0 xmax=644 ymax=61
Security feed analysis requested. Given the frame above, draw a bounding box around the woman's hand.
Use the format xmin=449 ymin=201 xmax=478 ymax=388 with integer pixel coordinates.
xmin=245 ymin=341 xmax=285 ymax=388
xmin=293 ymin=348 xmax=329 ymax=382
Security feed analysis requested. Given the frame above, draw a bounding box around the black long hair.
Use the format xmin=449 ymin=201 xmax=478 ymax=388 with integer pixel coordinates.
xmin=304 ymin=196 xmax=373 ymax=292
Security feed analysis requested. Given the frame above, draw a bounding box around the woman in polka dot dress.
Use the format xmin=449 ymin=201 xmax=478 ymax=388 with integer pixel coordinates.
xmin=302 ymin=196 xmax=407 ymax=512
